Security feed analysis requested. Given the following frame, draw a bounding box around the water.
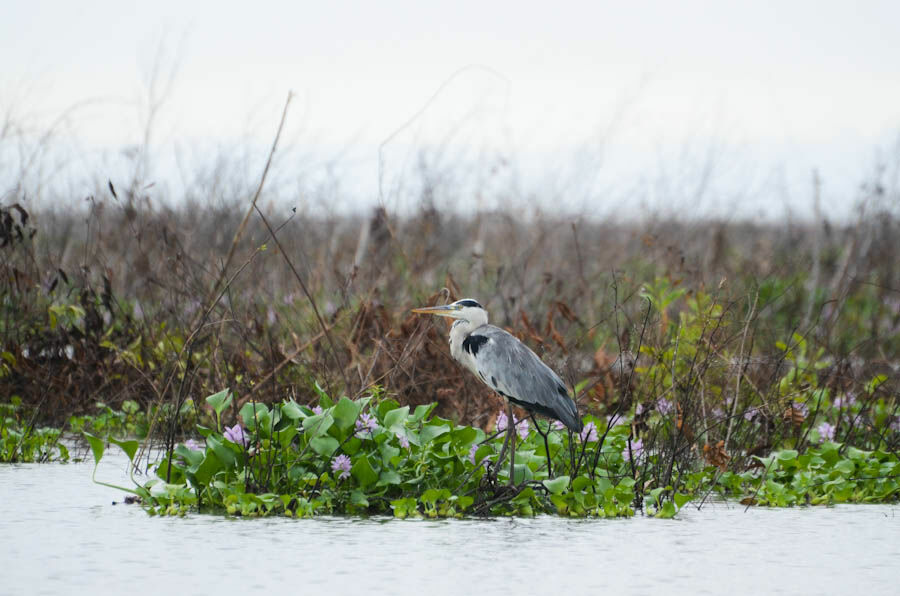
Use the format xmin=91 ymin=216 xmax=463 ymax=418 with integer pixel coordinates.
xmin=2 ymin=452 xmax=898 ymax=596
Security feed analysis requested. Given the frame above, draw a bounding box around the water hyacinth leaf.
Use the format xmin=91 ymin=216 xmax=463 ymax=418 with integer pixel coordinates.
xmin=674 ymin=492 xmax=692 ymax=509
xmin=543 ymin=476 xmax=570 ymax=495
xmin=310 ymin=436 xmax=339 ymax=457
xmin=777 ymin=449 xmax=799 ymax=462
xmin=189 ymin=451 xmax=222 ymax=486
xmin=206 ymin=435 xmax=236 ymax=469
xmin=378 ymin=470 xmax=402 ymax=486
xmin=351 ymin=456 xmax=378 ymax=488
xmin=383 ymin=405 xmax=409 ymax=432
xmin=332 ymin=397 xmax=362 ymax=433
xmin=350 ymin=490 xmax=369 ymax=508
xmin=412 ymin=403 xmax=436 ymax=422
xmin=83 ymin=432 xmax=105 ymax=465
xmin=205 ymin=389 xmax=232 ymax=419
xmin=240 ymin=402 xmax=271 ymax=431
xmin=281 ymin=401 xmax=303 ymax=421
xmin=108 ymin=437 xmax=139 ymax=462
xmin=420 ymin=423 xmax=450 ymax=444
xmin=174 ymin=444 xmax=204 ymax=467
xmin=302 ymin=413 xmax=334 ymax=438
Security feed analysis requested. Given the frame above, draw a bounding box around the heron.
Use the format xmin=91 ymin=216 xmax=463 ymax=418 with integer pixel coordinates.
xmin=412 ymin=298 xmax=582 ymax=485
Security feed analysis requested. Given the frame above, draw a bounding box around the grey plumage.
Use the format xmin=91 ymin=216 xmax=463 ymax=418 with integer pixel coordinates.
xmin=413 ymin=299 xmax=582 ymax=432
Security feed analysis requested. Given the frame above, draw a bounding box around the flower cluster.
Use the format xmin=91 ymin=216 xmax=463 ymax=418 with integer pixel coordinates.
xmin=355 ymin=412 xmax=377 ymax=437
xmin=224 ymin=424 xmax=249 ymax=446
xmin=624 ymin=438 xmax=643 ymax=462
xmin=580 ymin=421 xmax=598 ymax=442
xmin=331 ymin=454 xmax=352 ymax=480
xmin=496 ymin=410 xmax=529 ymax=440
xmin=817 ymin=421 xmax=836 ymax=442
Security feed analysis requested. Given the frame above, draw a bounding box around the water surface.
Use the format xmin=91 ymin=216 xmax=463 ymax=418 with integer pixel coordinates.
xmin=1 ymin=452 xmax=897 ymax=595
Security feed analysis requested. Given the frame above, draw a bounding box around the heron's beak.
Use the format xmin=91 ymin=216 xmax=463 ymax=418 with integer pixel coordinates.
xmin=411 ymin=304 xmax=461 ymax=318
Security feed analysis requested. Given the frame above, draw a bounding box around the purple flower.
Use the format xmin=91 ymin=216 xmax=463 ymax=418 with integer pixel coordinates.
xmin=608 ymin=414 xmax=625 ymax=427
xmin=817 ymin=422 xmax=836 ymax=442
xmin=515 ymin=418 xmax=530 ymax=440
xmin=551 ymin=420 xmax=566 ymax=431
xmin=331 ymin=454 xmax=352 ymax=480
xmin=834 ymin=393 xmax=857 ymax=409
xmin=496 ymin=410 xmax=509 ymax=432
xmin=580 ymin=421 xmax=599 ymax=442
xmin=183 ymin=438 xmax=204 ymax=451
xmin=397 ymin=433 xmax=410 ymax=449
xmin=223 ymin=424 xmax=249 ymax=446
xmin=712 ymin=407 xmax=724 ymax=420
xmin=635 ymin=403 xmax=645 ymax=416
xmin=656 ymin=398 xmax=674 ymax=416
xmin=792 ymin=401 xmax=809 ymax=417
xmin=496 ymin=410 xmax=528 ymax=439
xmin=743 ymin=408 xmax=758 ymax=422
xmin=312 ymin=405 xmax=324 ymax=415
xmin=355 ymin=412 xmax=378 ymax=437
xmin=468 ymin=443 xmax=478 ymax=465
xmin=266 ymin=307 xmax=277 ymax=325
xmin=625 ymin=438 xmax=643 ymax=462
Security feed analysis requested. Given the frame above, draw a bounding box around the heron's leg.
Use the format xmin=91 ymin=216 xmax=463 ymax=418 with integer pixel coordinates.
xmin=508 ymin=402 xmax=516 ymax=486
xmin=529 ymin=414 xmax=553 ymax=477
xmin=494 ymin=411 xmax=512 ymax=481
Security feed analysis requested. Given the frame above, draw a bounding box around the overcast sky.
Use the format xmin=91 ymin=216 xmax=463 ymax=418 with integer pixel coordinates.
xmin=3 ymin=0 xmax=899 ymax=219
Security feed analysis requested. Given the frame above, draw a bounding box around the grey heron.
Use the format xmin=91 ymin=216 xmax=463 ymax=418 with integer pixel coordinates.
xmin=412 ymin=298 xmax=582 ymax=485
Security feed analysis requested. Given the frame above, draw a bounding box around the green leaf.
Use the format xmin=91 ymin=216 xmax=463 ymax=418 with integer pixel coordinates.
xmin=777 ymin=449 xmax=799 ymax=461
xmin=108 ymin=437 xmax=139 ymax=462
xmin=351 ymin=456 xmax=378 ymax=488
xmin=673 ymin=492 xmax=692 ymax=509
xmin=310 ymin=436 xmax=339 ymax=457
xmin=543 ymin=476 xmax=570 ymax=495
xmin=206 ymin=435 xmax=236 ymax=469
xmin=333 ymin=397 xmax=362 ymax=433
xmin=239 ymin=402 xmax=271 ymax=431
xmin=83 ymin=432 xmax=105 ymax=466
xmin=350 ymin=490 xmax=369 ymax=508
xmin=189 ymin=451 xmax=222 ymax=486
xmin=383 ymin=406 xmax=409 ymax=431
xmin=420 ymin=423 xmax=450 ymax=444
xmin=302 ymin=413 xmax=334 ymax=438
xmin=205 ymin=389 xmax=232 ymax=418
xmin=378 ymin=470 xmax=402 ymax=486
xmin=280 ymin=401 xmax=304 ymax=420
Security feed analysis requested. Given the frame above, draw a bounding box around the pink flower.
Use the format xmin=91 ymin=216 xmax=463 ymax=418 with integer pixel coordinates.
xmin=817 ymin=422 xmax=836 ymax=442
xmin=656 ymin=399 xmax=674 ymax=416
xmin=580 ymin=421 xmax=599 ymax=442
xmin=331 ymin=454 xmax=352 ymax=480
xmin=496 ymin=410 xmax=509 ymax=432
xmin=496 ymin=409 xmax=528 ymax=439
xmin=551 ymin=420 xmax=566 ymax=431
xmin=224 ymin=424 xmax=249 ymax=446
xmin=355 ymin=412 xmax=378 ymax=437
xmin=625 ymin=438 xmax=643 ymax=462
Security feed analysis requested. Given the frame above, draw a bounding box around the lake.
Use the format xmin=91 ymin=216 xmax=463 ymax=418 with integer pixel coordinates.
xmin=1 ymin=451 xmax=897 ymax=595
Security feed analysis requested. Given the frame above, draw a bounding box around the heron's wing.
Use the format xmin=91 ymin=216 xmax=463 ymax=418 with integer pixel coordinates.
xmin=469 ymin=325 xmax=582 ymax=431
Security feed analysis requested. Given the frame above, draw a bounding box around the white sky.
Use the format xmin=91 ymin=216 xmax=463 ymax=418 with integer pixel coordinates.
xmin=2 ymin=0 xmax=900 ymax=219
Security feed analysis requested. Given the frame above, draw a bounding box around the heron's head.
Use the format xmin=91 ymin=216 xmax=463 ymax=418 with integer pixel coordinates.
xmin=412 ymin=299 xmax=487 ymax=325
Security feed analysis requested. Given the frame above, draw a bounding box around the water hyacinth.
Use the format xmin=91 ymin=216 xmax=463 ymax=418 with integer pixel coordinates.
xmin=625 ymin=438 xmax=643 ymax=462
xmin=224 ymin=424 xmax=249 ymax=446
xmin=817 ymin=422 xmax=836 ymax=442
xmin=331 ymin=454 xmax=352 ymax=480
xmin=495 ymin=410 xmax=529 ymax=439
xmin=580 ymin=421 xmax=598 ymax=442
xmin=355 ymin=412 xmax=378 ymax=437
xmin=468 ymin=443 xmax=478 ymax=465
xmin=656 ymin=398 xmax=675 ymax=416
xmin=551 ymin=420 xmax=566 ymax=431
xmin=833 ymin=393 xmax=857 ymax=409
xmin=396 ymin=433 xmax=410 ymax=449
xmin=312 ymin=405 xmax=324 ymax=415
xmin=184 ymin=438 xmax=204 ymax=451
